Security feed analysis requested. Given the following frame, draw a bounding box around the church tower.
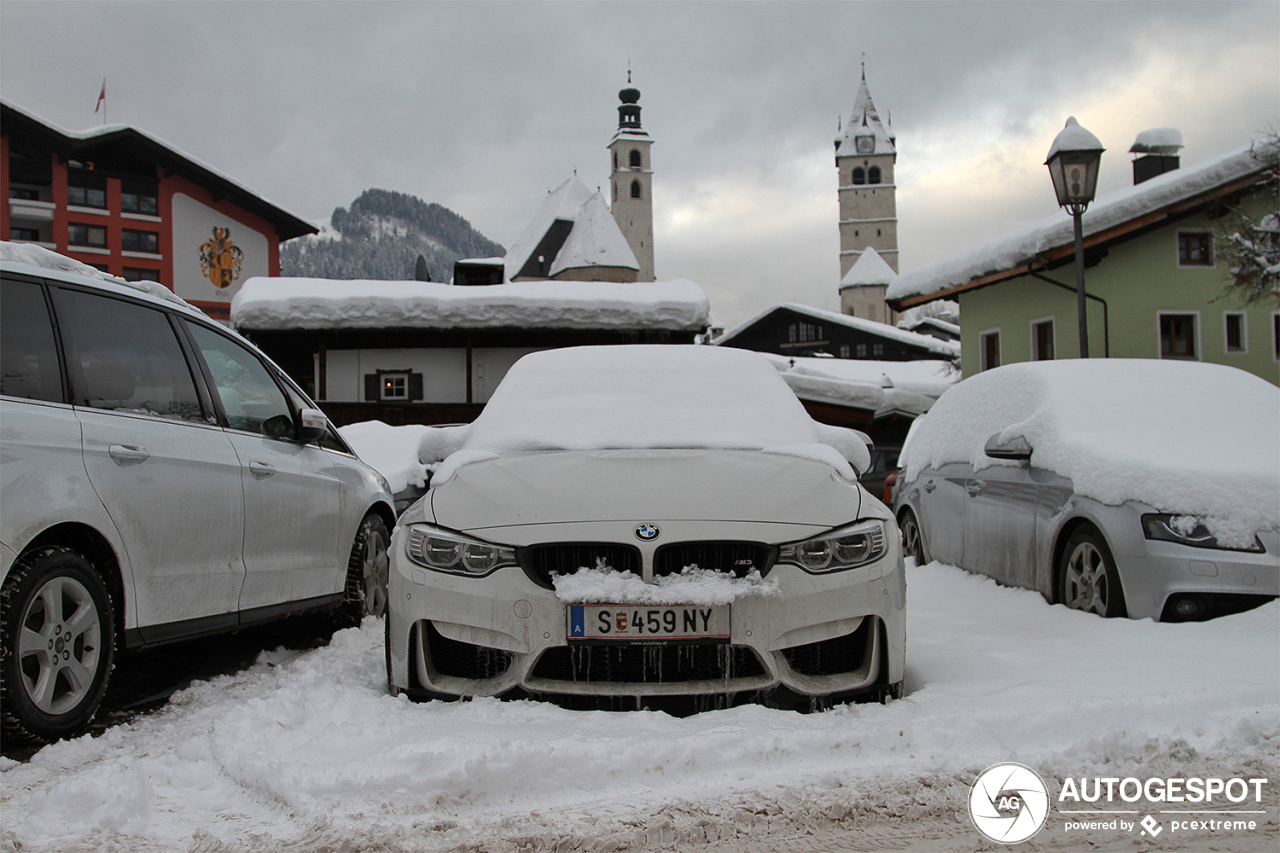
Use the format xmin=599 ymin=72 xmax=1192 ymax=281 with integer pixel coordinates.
xmin=835 ymin=64 xmax=899 ymax=323
xmin=609 ymin=75 xmax=655 ymax=281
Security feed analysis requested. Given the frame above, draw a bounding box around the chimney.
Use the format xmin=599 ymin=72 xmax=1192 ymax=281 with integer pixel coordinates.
xmin=1130 ymin=128 xmax=1184 ymax=185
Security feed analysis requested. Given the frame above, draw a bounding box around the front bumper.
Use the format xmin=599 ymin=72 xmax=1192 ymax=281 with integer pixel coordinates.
xmin=386 ymin=525 xmax=906 ymax=703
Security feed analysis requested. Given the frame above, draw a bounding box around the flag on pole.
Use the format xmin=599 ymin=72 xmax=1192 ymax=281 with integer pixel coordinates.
xmin=95 ymin=80 xmax=105 ymax=114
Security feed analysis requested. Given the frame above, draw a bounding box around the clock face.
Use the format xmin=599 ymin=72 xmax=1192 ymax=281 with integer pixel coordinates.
xmin=855 ymin=135 xmax=875 ymax=154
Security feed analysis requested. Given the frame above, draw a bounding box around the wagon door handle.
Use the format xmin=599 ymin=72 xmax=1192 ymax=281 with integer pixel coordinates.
xmin=967 ymin=480 xmax=985 ymax=497
xmin=108 ymin=444 xmax=150 ymax=465
xmin=924 ymin=480 xmax=936 ymax=493
xmin=249 ymin=461 xmax=276 ymax=479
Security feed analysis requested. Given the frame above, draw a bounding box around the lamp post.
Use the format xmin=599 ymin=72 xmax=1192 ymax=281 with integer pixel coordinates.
xmin=1046 ymin=117 xmax=1104 ymax=358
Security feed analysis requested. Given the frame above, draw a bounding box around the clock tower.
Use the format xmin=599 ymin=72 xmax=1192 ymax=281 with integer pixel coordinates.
xmin=609 ymin=75 xmax=655 ymax=281
xmin=835 ymin=65 xmax=899 ymax=323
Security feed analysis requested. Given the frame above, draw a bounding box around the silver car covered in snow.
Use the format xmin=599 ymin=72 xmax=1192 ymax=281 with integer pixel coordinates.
xmin=893 ymin=359 xmax=1278 ymax=621
xmin=386 ymin=345 xmax=905 ymax=709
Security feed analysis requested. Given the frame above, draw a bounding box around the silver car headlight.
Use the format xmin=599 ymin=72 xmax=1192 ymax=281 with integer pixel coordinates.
xmin=405 ymin=526 xmax=518 ymax=575
xmin=779 ymin=520 xmax=889 ymax=573
xmin=1141 ymin=514 xmax=1263 ymax=553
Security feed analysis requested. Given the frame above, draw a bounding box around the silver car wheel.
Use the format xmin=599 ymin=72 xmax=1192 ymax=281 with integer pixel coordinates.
xmin=19 ymin=574 xmax=104 ymax=715
xmin=1058 ymin=526 xmax=1124 ymax=618
xmin=899 ymin=509 xmax=927 ymax=564
xmin=342 ymin=514 xmax=390 ymax=623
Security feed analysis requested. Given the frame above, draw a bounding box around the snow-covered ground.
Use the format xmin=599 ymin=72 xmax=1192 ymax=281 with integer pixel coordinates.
xmin=3 ymin=561 xmax=1276 ymax=852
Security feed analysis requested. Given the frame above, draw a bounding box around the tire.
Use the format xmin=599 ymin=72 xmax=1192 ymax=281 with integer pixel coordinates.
xmin=1058 ymin=526 xmax=1126 ymax=618
xmin=1 ymin=548 xmax=116 ymax=743
xmin=338 ymin=513 xmax=390 ymax=626
xmin=898 ymin=508 xmax=928 ymax=565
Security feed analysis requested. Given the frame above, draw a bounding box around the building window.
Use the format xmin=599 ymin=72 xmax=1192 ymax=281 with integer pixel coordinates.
xmin=122 ymin=267 xmax=161 ymax=283
xmin=10 ymin=187 xmax=40 ymax=201
xmin=1224 ymin=312 xmax=1247 ymax=353
xmin=839 ymin=345 xmax=850 ymax=358
xmin=380 ymin=372 xmax=409 ymax=401
xmin=872 ymin=343 xmax=884 ymax=357
xmin=121 ymin=191 xmax=159 ymax=215
xmin=852 ymin=167 xmax=866 ymax=185
xmin=68 ymin=223 xmax=107 ymax=248
xmin=364 ymin=369 xmax=422 ymax=402
xmin=121 ymin=229 xmax=159 ymax=254
xmin=1273 ymin=313 xmax=1280 ymax=362
xmin=612 ymin=152 xmax=618 ymax=171
xmin=868 ymin=166 xmax=882 ymax=185
xmin=629 ymin=149 xmax=642 ymax=168
xmin=980 ymin=330 xmax=1001 ymax=372
xmin=631 ymin=180 xmax=642 ymax=199
xmin=1177 ymin=232 xmax=1213 ymax=266
xmin=1032 ymin=318 xmax=1055 ymax=361
xmin=10 ymin=227 xmax=40 ymax=241
xmin=1159 ymin=313 xmax=1198 ymax=359
xmin=67 ymin=185 xmax=106 ymax=209
xmin=856 ymin=343 xmax=868 ymax=357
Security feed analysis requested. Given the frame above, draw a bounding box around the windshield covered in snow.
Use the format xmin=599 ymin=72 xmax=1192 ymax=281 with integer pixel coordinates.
xmin=899 ymin=359 xmax=1279 ymax=541
xmin=422 ymin=345 xmax=870 ymax=481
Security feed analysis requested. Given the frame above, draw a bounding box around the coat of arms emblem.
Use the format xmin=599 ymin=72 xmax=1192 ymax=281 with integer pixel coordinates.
xmin=198 ymin=226 xmax=244 ymax=289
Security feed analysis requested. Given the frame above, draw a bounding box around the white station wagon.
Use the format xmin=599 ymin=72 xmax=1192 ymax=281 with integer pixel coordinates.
xmin=386 ymin=345 xmax=905 ymax=709
xmin=1 ymin=246 xmax=395 ymax=741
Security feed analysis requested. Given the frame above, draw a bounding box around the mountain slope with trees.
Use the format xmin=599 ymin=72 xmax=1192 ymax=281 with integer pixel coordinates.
xmin=281 ymin=189 xmax=505 ymax=282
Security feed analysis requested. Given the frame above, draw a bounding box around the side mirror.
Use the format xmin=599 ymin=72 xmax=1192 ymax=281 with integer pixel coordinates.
xmin=984 ymin=433 xmax=1032 ymax=461
xmin=297 ymin=407 xmax=329 ymax=444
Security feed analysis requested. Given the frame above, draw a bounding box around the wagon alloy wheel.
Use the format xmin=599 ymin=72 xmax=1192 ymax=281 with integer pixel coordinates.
xmin=341 ymin=514 xmax=391 ymax=624
xmin=899 ymin=509 xmax=927 ymax=564
xmin=1058 ymin=527 xmax=1125 ymax=618
xmin=1 ymin=548 xmax=115 ymax=742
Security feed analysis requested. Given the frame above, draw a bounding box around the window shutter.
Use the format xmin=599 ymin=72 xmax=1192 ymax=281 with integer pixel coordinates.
xmin=364 ymin=374 xmax=378 ymax=401
xmin=410 ymin=373 xmax=424 ymax=401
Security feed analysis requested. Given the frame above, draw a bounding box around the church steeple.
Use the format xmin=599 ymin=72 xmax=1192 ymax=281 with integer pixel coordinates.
xmin=609 ymin=74 xmax=655 ymax=281
xmin=835 ymin=64 xmax=899 ymax=325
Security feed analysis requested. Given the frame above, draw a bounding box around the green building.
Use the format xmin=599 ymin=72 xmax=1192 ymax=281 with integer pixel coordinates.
xmin=886 ymin=141 xmax=1278 ymax=386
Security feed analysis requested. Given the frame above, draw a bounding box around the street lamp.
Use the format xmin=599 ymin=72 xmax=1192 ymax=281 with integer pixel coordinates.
xmin=1046 ymin=116 xmax=1104 ymax=358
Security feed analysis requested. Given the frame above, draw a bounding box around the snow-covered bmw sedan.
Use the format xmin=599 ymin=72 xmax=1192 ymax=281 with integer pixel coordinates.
xmin=386 ymin=345 xmax=905 ymax=708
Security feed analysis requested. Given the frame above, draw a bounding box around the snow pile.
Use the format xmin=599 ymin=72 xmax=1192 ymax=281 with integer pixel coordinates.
xmin=336 ymin=421 xmax=433 ymax=493
xmin=760 ymin=352 xmax=957 ymax=417
xmin=900 ymin=359 xmax=1280 ymax=543
xmin=888 ymin=143 xmax=1264 ymax=301
xmin=231 ymin=276 xmax=710 ymax=331
xmin=3 ymin=561 xmax=1276 ymax=852
xmin=553 ymin=565 xmax=781 ymax=605
xmin=427 ymin=346 xmax=870 ymax=483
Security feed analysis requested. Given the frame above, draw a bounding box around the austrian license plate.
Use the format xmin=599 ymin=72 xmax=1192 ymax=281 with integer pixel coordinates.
xmin=567 ymin=604 xmax=730 ymax=641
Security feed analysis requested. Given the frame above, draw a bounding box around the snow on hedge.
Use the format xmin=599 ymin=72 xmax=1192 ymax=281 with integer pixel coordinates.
xmin=887 ymin=144 xmax=1263 ymax=302
xmin=899 ymin=359 xmax=1280 ymax=544
xmin=231 ymin=277 xmax=709 ymax=331
xmin=417 ymin=346 xmax=870 ymax=483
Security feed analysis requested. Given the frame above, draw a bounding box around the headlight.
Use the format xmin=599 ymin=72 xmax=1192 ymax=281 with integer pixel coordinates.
xmin=779 ymin=520 xmax=889 ymax=572
xmin=1141 ymin=514 xmax=1263 ymax=553
xmin=406 ymin=526 xmax=518 ymax=575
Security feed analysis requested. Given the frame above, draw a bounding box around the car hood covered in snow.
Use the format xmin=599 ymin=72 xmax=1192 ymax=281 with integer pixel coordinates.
xmin=427 ymin=448 xmax=863 ymax=537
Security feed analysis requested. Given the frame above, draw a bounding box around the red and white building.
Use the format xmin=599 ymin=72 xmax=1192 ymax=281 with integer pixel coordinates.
xmin=2 ymin=100 xmax=316 ymax=320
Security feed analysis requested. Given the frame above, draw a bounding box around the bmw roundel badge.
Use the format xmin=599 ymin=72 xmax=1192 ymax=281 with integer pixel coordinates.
xmin=635 ymin=523 xmax=660 ymax=542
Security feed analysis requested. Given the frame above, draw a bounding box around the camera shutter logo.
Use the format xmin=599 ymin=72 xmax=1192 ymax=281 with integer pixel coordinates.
xmin=969 ymin=762 xmax=1050 ymax=844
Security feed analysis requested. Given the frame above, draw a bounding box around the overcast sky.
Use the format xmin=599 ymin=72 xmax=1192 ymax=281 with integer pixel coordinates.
xmin=3 ymin=1 xmax=1277 ymax=328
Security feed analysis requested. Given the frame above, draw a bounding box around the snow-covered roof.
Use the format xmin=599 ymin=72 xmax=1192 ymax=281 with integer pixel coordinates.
xmin=231 ymin=276 xmax=710 ymax=331
xmin=834 ymin=75 xmax=895 ymax=157
xmin=887 ymin=143 xmax=1265 ymax=305
xmin=548 ymin=191 xmax=639 ymax=276
xmin=759 ymin=353 xmax=958 ymax=419
xmin=0 ymin=99 xmax=315 ymax=240
xmin=897 ymin=316 xmax=961 ymax=340
xmin=502 ymin=177 xmax=593 ymax=279
xmin=900 ymin=359 xmax=1279 ymax=545
xmin=719 ymin=302 xmax=961 ymax=359
xmin=839 ymin=245 xmax=897 ymax=288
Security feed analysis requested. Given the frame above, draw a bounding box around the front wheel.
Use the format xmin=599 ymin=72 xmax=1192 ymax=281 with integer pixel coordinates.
xmin=1 ymin=548 xmax=116 ymax=743
xmin=898 ymin=508 xmax=928 ymax=565
xmin=339 ymin=514 xmax=390 ymax=626
xmin=1058 ymin=526 xmax=1125 ymax=617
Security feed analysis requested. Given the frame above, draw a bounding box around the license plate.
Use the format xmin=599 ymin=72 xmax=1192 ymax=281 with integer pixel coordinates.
xmin=567 ymin=605 xmax=730 ymax=641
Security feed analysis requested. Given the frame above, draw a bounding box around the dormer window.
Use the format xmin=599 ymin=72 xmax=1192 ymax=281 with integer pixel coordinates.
xmin=852 ymin=167 xmax=866 ymax=185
